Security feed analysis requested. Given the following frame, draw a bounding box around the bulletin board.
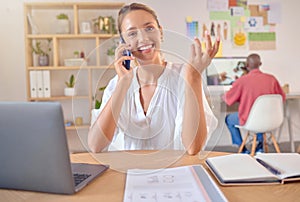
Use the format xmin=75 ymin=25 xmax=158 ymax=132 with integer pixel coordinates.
xmin=186 ymin=0 xmax=281 ymax=54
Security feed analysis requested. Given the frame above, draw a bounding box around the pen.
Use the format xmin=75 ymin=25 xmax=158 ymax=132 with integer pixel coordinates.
xmin=256 ymin=159 xmax=281 ymax=175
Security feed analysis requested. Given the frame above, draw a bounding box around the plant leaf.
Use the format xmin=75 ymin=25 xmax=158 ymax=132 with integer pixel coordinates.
xmin=70 ymin=75 xmax=75 ymax=87
xmin=95 ymin=100 xmax=101 ymax=109
xmin=99 ymin=86 xmax=106 ymax=91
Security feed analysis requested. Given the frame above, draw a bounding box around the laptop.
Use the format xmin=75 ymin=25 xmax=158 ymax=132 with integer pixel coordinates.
xmin=0 ymin=101 xmax=109 ymax=194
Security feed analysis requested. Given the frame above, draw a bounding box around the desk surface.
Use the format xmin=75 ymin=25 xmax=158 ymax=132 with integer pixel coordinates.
xmin=286 ymin=92 xmax=300 ymax=99
xmin=1 ymin=150 xmax=300 ymax=202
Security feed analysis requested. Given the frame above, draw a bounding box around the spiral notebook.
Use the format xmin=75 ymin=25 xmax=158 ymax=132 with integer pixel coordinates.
xmin=205 ymin=153 xmax=300 ymax=186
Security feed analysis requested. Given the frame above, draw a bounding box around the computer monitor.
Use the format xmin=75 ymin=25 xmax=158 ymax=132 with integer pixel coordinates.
xmin=205 ymin=57 xmax=247 ymax=88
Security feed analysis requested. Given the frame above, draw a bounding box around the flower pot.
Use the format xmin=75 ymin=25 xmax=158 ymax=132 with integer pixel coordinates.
xmin=64 ymin=87 xmax=76 ymax=96
xmin=56 ymin=19 xmax=70 ymax=34
xmin=38 ymin=55 xmax=49 ymax=66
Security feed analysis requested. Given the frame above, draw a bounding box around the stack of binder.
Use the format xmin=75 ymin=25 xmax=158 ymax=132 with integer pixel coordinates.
xmin=29 ymin=70 xmax=51 ymax=98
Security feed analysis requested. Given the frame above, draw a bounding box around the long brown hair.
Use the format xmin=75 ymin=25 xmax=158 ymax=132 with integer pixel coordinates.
xmin=118 ymin=3 xmax=161 ymax=35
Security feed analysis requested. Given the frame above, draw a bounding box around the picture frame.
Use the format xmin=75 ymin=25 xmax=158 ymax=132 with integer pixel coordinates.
xmin=80 ymin=21 xmax=92 ymax=34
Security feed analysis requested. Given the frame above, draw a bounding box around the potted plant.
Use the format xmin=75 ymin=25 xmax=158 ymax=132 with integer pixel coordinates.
xmin=32 ymin=39 xmax=52 ymax=66
xmin=96 ymin=16 xmax=117 ymax=34
xmin=73 ymin=50 xmax=80 ymax=58
xmin=56 ymin=13 xmax=70 ymax=34
xmin=64 ymin=74 xmax=76 ymax=96
xmin=94 ymin=86 xmax=106 ymax=109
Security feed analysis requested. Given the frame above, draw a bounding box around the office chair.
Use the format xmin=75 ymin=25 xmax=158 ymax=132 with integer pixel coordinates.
xmin=236 ymin=94 xmax=283 ymax=156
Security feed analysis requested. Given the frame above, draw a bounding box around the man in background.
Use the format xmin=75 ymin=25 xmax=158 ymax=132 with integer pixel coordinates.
xmin=223 ymin=53 xmax=285 ymax=153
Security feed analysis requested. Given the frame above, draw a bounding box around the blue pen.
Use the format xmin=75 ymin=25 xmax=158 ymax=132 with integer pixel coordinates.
xmin=256 ymin=158 xmax=281 ymax=175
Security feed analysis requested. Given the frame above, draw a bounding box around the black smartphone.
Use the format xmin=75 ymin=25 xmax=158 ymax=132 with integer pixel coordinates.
xmin=120 ymin=37 xmax=131 ymax=70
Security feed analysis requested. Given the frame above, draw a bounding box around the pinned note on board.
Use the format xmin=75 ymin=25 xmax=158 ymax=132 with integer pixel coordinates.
xmin=186 ymin=16 xmax=199 ymax=39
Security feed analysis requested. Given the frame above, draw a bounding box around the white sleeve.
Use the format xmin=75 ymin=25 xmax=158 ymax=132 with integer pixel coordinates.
xmin=90 ymin=76 xmax=118 ymax=126
xmin=174 ymin=81 xmax=185 ymax=150
xmin=173 ymin=65 xmax=186 ymax=150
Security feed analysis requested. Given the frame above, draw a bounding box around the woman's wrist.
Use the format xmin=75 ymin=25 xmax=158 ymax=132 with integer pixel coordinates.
xmin=185 ymin=64 xmax=202 ymax=84
xmin=117 ymin=72 xmax=133 ymax=88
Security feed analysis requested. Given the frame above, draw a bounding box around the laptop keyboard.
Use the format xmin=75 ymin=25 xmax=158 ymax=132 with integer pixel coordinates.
xmin=73 ymin=173 xmax=91 ymax=186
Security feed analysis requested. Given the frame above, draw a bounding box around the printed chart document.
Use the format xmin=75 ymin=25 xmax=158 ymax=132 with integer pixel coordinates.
xmin=123 ymin=165 xmax=227 ymax=202
xmin=205 ymin=153 xmax=300 ymax=186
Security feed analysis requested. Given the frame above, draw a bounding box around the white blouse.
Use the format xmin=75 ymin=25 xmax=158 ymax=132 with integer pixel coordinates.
xmin=91 ymin=62 xmax=218 ymax=151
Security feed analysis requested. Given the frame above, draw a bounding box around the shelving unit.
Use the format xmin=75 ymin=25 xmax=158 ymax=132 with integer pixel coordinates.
xmin=24 ymin=2 xmax=123 ymax=136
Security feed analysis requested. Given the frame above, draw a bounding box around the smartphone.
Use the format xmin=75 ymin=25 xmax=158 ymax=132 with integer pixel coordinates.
xmin=120 ymin=37 xmax=131 ymax=70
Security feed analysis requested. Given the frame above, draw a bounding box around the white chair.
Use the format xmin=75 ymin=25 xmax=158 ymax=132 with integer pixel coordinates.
xmin=236 ymin=94 xmax=283 ymax=156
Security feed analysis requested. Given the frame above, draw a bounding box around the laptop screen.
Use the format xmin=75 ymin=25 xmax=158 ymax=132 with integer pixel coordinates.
xmin=206 ymin=57 xmax=247 ymax=86
xmin=0 ymin=102 xmax=108 ymax=194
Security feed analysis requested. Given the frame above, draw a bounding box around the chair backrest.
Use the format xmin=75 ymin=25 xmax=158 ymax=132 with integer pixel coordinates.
xmin=243 ymin=94 xmax=284 ymax=133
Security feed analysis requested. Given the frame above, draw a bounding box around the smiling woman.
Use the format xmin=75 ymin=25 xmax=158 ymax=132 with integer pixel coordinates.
xmin=88 ymin=3 xmax=220 ymax=155
xmin=118 ymin=5 xmax=163 ymax=66
xmin=121 ymin=14 xmax=162 ymax=66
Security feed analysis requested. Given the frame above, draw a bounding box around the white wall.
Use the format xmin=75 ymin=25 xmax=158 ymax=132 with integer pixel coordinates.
xmin=1 ymin=0 xmax=299 ymax=145
xmin=0 ymin=1 xmax=26 ymax=101
xmin=139 ymin=0 xmax=300 ymax=92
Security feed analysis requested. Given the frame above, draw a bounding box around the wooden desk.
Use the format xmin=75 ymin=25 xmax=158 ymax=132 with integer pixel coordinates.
xmin=1 ymin=150 xmax=300 ymax=202
xmin=211 ymin=92 xmax=300 ymax=152
xmin=283 ymin=92 xmax=300 ymax=152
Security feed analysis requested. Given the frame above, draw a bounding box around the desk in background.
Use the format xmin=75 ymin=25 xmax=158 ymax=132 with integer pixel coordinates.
xmin=1 ymin=150 xmax=300 ymax=202
xmin=280 ymin=92 xmax=300 ymax=152
xmin=208 ymin=91 xmax=300 ymax=152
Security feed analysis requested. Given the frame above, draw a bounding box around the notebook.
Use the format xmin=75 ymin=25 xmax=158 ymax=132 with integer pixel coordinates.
xmin=205 ymin=153 xmax=300 ymax=186
xmin=0 ymin=101 xmax=109 ymax=194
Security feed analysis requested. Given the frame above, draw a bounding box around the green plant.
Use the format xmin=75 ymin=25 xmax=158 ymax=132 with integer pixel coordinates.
xmin=73 ymin=50 xmax=79 ymax=58
xmin=65 ymin=74 xmax=75 ymax=88
xmin=105 ymin=16 xmax=117 ymax=34
xmin=107 ymin=44 xmax=116 ymax=56
xmin=95 ymin=86 xmax=106 ymax=109
xmin=92 ymin=16 xmax=117 ymax=34
xmin=56 ymin=13 xmax=69 ymax=20
xmin=32 ymin=39 xmax=52 ymax=56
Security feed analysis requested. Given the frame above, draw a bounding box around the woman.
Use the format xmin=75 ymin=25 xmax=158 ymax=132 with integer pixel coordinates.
xmin=88 ymin=3 xmax=220 ymax=155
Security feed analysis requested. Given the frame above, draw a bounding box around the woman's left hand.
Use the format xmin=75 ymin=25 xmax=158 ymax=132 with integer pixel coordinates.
xmin=188 ymin=32 xmax=220 ymax=75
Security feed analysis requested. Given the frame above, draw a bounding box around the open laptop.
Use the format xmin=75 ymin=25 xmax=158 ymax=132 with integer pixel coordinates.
xmin=0 ymin=101 xmax=109 ymax=194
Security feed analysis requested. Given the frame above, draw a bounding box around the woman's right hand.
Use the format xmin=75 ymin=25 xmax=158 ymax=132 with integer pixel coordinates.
xmin=114 ymin=43 xmax=135 ymax=81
